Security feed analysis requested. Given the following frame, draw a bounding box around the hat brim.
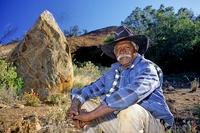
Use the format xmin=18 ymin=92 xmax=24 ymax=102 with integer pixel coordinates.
xmin=101 ymin=35 xmax=149 ymax=59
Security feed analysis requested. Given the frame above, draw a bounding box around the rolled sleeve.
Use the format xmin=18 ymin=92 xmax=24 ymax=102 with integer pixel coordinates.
xmin=71 ymin=76 xmax=106 ymax=103
xmin=104 ymin=63 xmax=160 ymax=110
xmin=70 ymin=64 xmax=120 ymax=103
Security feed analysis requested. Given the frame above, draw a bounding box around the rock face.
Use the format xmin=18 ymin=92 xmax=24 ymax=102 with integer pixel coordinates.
xmin=11 ymin=10 xmax=73 ymax=99
xmin=66 ymin=26 xmax=117 ymax=52
xmin=0 ymin=42 xmax=18 ymax=59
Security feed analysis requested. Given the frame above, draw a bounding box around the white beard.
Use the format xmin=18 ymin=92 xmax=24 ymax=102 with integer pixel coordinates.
xmin=117 ymin=54 xmax=132 ymax=61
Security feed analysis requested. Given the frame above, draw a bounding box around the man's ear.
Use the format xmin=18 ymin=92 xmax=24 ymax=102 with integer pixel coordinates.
xmin=133 ymin=46 xmax=138 ymax=53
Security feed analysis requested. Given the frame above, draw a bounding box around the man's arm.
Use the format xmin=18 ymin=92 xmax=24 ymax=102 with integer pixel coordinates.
xmin=68 ymin=64 xmax=120 ymax=126
xmin=67 ymin=67 xmax=115 ymax=125
xmin=73 ymin=104 xmax=116 ymax=122
xmin=71 ymin=66 xmax=116 ymax=105
xmin=71 ymin=76 xmax=106 ymax=104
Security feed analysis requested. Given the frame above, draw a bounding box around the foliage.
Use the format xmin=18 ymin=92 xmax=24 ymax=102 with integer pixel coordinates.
xmin=102 ymin=33 xmax=115 ymax=44
xmin=46 ymin=93 xmax=68 ymax=105
xmin=82 ymin=29 xmax=88 ymax=34
xmin=122 ymin=5 xmax=200 ymax=74
xmin=22 ymin=89 xmax=41 ymax=106
xmin=0 ymin=58 xmax=23 ymax=95
xmin=73 ymin=61 xmax=101 ymax=88
xmin=64 ymin=25 xmax=82 ymax=36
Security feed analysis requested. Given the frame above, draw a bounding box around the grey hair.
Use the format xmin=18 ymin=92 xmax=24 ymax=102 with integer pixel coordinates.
xmin=114 ymin=41 xmax=139 ymax=55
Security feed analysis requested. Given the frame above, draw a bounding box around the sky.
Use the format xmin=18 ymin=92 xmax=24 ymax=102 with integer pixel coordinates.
xmin=1 ymin=0 xmax=200 ymax=44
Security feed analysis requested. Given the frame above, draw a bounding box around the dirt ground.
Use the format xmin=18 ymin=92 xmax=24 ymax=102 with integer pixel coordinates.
xmin=165 ymin=88 xmax=200 ymax=119
xmin=0 ymin=88 xmax=200 ymax=133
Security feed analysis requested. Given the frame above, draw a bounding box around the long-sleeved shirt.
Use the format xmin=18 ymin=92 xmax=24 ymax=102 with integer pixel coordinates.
xmin=72 ymin=53 xmax=174 ymax=127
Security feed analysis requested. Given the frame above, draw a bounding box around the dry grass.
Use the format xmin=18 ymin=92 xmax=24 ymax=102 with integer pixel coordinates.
xmin=46 ymin=93 xmax=68 ymax=106
xmin=173 ymin=120 xmax=197 ymax=133
xmin=22 ymin=89 xmax=41 ymax=107
xmin=0 ymin=87 xmax=18 ymax=104
xmin=73 ymin=61 xmax=102 ymax=88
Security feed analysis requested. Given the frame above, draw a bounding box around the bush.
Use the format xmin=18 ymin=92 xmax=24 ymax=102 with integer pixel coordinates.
xmin=122 ymin=5 xmax=200 ymax=73
xmin=0 ymin=58 xmax=23 ymax=95
xmin=46 ymin=93 xmax=68 ymax=105
xmin=102 ymin=33 xmax=115 ymax=44
xmin=22 ymin=89 xmax=41 ymax=106
xmin=73 ymin=61 xmax=101 ymax=88
xmin=0 ymin=88 xmax=17 ymax=104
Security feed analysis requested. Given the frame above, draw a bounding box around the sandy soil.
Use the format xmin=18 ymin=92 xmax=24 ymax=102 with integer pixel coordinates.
xmin=0 ymin=88 xmax=200 ymax=132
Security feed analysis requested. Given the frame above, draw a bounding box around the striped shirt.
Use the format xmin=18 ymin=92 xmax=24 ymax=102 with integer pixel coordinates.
xmin=72 ymin=54 xmax=174 ymax=127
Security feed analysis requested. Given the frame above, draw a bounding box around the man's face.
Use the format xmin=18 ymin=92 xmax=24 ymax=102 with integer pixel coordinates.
xmin=114 ymin=40 xmax=137 ymax=67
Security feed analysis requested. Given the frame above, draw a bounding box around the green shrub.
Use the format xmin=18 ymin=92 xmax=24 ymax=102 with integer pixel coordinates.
xmin=22 ymin=89 xmax=41 ymax=106
xmin=102 ymin=33 xmax=115 ymax=44
xmin=0 ymin=58 xmax=23 ymax=95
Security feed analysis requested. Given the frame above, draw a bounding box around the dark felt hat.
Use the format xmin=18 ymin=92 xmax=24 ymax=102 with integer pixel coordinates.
xmin=101 ymin=25 xmax=149 ymax=59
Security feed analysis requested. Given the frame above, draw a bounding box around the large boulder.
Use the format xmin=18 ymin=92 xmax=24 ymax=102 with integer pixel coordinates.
xmin=11 ymin=10 xmax=73 ymax=99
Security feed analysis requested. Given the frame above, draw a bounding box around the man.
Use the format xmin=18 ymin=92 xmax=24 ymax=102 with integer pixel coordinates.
xmin=67 ymin=25 xmax=174 ymax=133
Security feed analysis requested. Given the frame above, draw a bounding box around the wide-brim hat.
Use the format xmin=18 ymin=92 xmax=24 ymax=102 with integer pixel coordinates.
xmin=101 ymin=25 xmax=149 ymax=59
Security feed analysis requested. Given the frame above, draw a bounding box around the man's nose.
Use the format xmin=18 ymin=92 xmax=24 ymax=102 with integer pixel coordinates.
xmin=118 ymin=48 xmax=126 ymax=53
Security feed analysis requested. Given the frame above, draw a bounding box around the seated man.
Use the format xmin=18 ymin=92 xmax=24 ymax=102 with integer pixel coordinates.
xmin=67 ymin=25 xmax=174 ymax=133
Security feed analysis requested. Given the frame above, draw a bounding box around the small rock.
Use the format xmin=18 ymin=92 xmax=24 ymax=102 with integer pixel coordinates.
xmin=167 ymin=98 xmax=176 ymax=104
xmin=0 ymin=103 xmax=9 ymax=109
xmin=166 ymin=85 xmax=175 ymax=91
xmin=13 ymin=103 xmax=25 ymax=109
xmin=185 ymin=98 xmax=190 ymax=101
xmin=23 ymin=114 xmax=41 ymax=131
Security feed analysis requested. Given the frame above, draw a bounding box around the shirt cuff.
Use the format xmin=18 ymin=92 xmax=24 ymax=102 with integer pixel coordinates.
xmin=71 ymin=94 xmax=85 ymax=104
xmin=71 ymin=88 xmax=85 ymax=104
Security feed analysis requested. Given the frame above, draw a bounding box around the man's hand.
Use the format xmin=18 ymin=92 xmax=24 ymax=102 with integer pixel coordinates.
xmin=73 ymin=110 xmax=94 ymax=122
xmin=66 ymin=99 xmax=89 ymax=129
xmin=73 ymin=109 xmax=90 ymax=129
xmin=66 ymin=98 xmax=81 ymax=119
xmin=73 ymin=120 xmax=88 ymax=129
